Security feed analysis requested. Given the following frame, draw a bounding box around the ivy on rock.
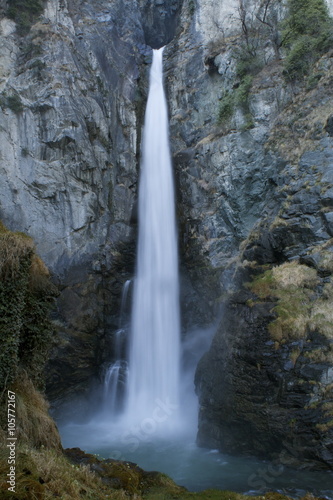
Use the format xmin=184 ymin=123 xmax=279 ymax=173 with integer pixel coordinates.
xmin=0 ymin=222 xmax=58 ymax=401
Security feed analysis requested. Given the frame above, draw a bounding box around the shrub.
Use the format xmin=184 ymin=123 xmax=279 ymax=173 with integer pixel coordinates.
xmin=217 ymin=46 xmax=261 ymax=126
xmin=6 ymin=0 xmax=45 ymax=36
xmin=281 ymin=0 xmax=333 ymax=80
xmin=189 ymin=0 xmax=196 ymax=15
xmin=218 ymin=91 xmax=234 ymax=124
xmin=234 ymin=74 xmax=253 ymax=109
xmin=235 ymin=50 xmax=263 ymax=80
xmin=6 ymin=95 xmax=24 ymax=114
xmin=218 ymin=75 xmax=254 ymax=127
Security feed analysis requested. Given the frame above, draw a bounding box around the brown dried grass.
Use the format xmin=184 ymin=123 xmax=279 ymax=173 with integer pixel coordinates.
xmin=11 ymin=371 xmax=61 ymax=450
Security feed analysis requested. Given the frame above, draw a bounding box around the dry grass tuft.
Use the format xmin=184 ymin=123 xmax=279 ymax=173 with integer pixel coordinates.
xmin=0 ymin=232 xmax=34 ymax=279
xmin=11 ymin=372 xmax=61 ymax=450
xmin=272 ymin=261 xmax=318 ymax=289
xmin=28 ymin=254 xmax=57 ymax=295
xmin=0 ymin=223 xmax=52 ymax=287
xmin=247 ymin=261 xmax=332 ymax=342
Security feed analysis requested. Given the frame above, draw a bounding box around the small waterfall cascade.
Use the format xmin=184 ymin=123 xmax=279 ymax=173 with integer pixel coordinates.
xmin=125 ymin=47 xmax=181 ymax=423
xmin=103 ymin=280 xmax=132 ymax=415
xmin=118 ymin=279 xmax=131 ymax=329
xmin=103 ymin=358 xmax=124 ymax=414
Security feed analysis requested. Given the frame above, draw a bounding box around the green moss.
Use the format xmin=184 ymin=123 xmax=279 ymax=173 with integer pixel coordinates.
xmin=0 ymin=223 xmax=58 ymax=403
xmin=281 ymin=0 xmax=333 ymax=80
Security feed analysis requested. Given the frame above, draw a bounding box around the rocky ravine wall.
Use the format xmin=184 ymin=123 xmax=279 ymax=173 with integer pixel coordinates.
xmin=0 ymin=0 xmax=144 ymax=409
xmin=0 ymin=0 xmax=184 ymax=411
xmin=165 ymin=0 xmax=333 ymax=470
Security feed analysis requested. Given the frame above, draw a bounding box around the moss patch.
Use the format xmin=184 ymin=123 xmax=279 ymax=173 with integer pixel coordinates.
xmin=0 ymin=222 xmax=58 ymax=424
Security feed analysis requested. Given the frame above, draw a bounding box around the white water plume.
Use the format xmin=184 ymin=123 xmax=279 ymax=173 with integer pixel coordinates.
xmin=124 ymin=47 xmax=181 ymax=426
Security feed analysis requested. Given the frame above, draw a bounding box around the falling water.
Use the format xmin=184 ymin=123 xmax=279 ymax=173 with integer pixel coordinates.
xmin=125 ymin=47 xmax=181 ymax=424
xmin=118 ymin=279 xmax=131 ymax=329
xmin=103 ymin=280 xmax=131 ymax=414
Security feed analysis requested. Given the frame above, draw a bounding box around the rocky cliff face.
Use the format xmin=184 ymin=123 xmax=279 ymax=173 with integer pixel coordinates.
xmin=163 ymin=0 xmax=333 ymax=470
xmin=163 ymin=0 xmax=289 ymax=327
xmin=1 ymin=0 xmax=333 ymax=470
xmin=0 ymin=0 xmax=186 ymax=410
xmin=0 ymin=0 xmax=144 ymax=407
xmin=139 ymin=0 xmax=333 ymax=470
xmin=194 ymin=74 xmax=333 ymax=467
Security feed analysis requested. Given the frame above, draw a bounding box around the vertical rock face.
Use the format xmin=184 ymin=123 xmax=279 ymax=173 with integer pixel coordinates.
xmin=163 ymin=0 xmax=333 ymax=469
xmin=138 ymin=0 xmax=184 ymax=48
xmin=0 ymin=0 xmax=148 ymax=405
xmin=164 ymin=0 xmax=289 ymax=327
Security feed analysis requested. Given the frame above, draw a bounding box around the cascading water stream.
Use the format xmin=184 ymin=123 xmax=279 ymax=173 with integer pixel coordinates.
xmin=103 ymin=280 xmax=131 ymax=414
xmin=125 ymin=47 xmax=181 ymax=424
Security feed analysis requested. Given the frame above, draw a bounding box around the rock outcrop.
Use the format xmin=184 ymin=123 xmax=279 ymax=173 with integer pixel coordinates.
xmin=164 ymin=0 xmax=333 ymax=470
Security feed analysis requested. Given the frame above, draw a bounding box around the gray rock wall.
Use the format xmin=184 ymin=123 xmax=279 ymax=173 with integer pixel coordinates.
xmin=0 ymin=0 xmax=147 ymax=403
xmin=173 ymin=0 xmax=333 ymax=469
xmin=164 ymin=0 xmax=290 ymax=325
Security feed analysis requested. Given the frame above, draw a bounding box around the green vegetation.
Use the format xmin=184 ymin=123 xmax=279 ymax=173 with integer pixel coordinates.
xmin=189 ymin=0 xmax=196 ymax=15
xmin=247 ymin=261 xmax=333 ymax=343
xmin=6 ymin=0 xmax=45 ymax=36
xmin=218 ymin=91 xmax=234 ymax=123
xmin=0 ymin=94 xmax=24 ymax=114
xmin=22 ymin=41 xmax=43 ymax=60
xmin=218 ymin=72 xmax=254 ymax=128
xmin=281 ymin=0 xmax=333 ymax=80
xmin=218 ymin=48 xmax=262 ymax=127
xmin=218 ymin=0 xmax=333 ymax=127
xmin=0 ymin=222 xmax=57 ymax=401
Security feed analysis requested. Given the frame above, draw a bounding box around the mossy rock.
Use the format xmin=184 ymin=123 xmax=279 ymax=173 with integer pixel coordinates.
xmin=245 ymin=260 xmax=333 ymax=343
xmin=0 ymin=221 xmax=58 ymax=414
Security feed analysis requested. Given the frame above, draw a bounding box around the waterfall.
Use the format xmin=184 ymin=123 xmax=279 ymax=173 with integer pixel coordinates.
xmin=118 ymin=279 xmax=131 ymax=329
xmin=125 ymin=47 xmax=181 ymax=424
xmin=103 ymin=280 xmax=131 ymax=415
